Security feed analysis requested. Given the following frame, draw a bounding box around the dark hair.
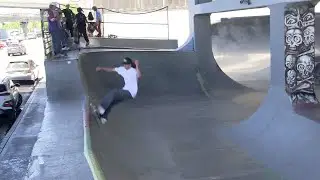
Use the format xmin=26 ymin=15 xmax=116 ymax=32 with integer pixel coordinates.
xmin=124 ymin=57 xmax=136 ymax=68
xmin=77 ymin=7 xmax=83 ymax=13
xmin=88 ymin=12 xmax=94 ymax=20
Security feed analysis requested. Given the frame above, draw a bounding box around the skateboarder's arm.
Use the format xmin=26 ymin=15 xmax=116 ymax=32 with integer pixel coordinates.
xmin=134 ymin=60 xmax=141 ymax=78
xmin=96 ymin=67 xmax=116 ymax=72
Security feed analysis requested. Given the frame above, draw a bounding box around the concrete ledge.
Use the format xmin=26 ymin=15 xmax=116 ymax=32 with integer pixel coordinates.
xmin=83 ymin=98 xmax=105 ymax=180
xmin=88 ymin=38 xmax=178 ymax=49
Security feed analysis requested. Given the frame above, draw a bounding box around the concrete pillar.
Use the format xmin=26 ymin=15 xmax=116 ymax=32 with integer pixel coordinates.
xmin=20 ymin=21 xmax=28 ymax=37
xmin=269 ymin=2 xmax=319 ymax=105
xmin=193 ymin=14 xmax=219 ymax=74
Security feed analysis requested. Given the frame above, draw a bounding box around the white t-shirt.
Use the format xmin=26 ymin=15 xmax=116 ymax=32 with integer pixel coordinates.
xmin=114 ymin=67 xmax=138 ymax=98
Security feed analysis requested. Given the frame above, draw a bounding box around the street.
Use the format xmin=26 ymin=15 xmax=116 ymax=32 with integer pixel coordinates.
xmin=0 ymin=38 xmax=45 ymax=142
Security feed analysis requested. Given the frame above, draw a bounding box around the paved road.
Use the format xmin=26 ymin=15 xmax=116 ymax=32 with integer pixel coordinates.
xmin=0 ymin=38 xmax=45 ymax=142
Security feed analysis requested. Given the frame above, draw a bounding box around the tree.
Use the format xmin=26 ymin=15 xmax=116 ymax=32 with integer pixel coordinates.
xmin=27 ymin=21 xmax=41 ymax=30
xmin=0 ymin=22 xmax=20 ymax=30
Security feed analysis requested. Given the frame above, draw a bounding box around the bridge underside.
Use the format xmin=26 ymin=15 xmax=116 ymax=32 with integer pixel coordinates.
xmin=0 ymin=0 xmax=90 ymax=9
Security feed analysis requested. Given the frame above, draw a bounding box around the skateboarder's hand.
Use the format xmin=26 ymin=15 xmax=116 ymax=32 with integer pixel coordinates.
xmin=96 ymin=67 xmax=102 ymax=71
xmin=134 ymin=60 xmax=139 ymax=66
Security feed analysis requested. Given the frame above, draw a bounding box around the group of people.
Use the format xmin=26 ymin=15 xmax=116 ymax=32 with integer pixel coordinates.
xmin=47 ymin=2 xmax=102 ymax=57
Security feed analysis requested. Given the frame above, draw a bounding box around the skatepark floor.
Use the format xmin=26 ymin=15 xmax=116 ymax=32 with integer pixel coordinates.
xmin=89 ymin=94 xmax=283 ymax=180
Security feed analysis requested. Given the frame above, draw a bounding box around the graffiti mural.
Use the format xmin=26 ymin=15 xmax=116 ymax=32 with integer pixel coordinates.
xmin=285 ymin=2 xmax=319 ymax=104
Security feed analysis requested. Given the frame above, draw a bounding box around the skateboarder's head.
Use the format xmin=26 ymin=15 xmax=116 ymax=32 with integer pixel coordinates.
xmin=122 ymin=57 xmax=135 ymax=69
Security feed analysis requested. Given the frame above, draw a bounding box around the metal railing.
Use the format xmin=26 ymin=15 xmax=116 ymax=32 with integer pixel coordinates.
xmin=58 ymin=3 xmax=170 ymax=39
xmin=40 ymin=9 xmax=53 ymax=59
xmin=40 ymin=3 xmax=170 ymax=59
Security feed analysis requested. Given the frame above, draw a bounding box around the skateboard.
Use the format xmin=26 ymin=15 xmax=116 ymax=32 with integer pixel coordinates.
xmin=89 ymin=103 xmax=104 ymax=126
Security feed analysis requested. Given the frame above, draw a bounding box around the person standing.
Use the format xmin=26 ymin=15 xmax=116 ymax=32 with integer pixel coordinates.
xmin=48 ymin=3 xmax=63 ymax=57
xmin=62 ymin=4 xmax=75 ymax=37
xmin=92 ymin=6 xmax=102 ymax=37
xmin=87 ymin=12 xmax=96 ymax=37
xmin=75 ymin=7 xmax=90 ymax=46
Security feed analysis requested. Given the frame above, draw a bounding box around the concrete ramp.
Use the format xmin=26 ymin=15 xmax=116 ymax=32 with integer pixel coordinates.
xmin=77 ymin=14 xmax=320 ymax=180
xmin=78 ymin=49 xmax=275 ymax=180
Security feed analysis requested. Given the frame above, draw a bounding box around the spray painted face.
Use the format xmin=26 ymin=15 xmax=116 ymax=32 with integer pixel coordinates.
xmin=285 ymin=55 xmax=296 ymax=69
xmin=303 ymin=26 xmax=315 ymax=46
xmin=286 ymin=70 xmax=296 ymax=86
xmin=296 ymin=55 xmax=314 ymax=78
xmin=286 ymin=29 xmax=303 ymax=50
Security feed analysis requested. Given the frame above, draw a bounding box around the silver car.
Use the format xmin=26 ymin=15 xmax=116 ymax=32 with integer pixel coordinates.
xmin=0 ymin=77 xmax=22 ymax=120
xmin=5 ymin=60 xmax=39 ymax=83
xmin=7 ymin=43 xmax=26 ymax=56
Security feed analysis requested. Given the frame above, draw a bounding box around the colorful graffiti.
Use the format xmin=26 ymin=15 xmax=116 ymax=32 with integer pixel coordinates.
xmin=285 ymin=2 xmax=319 ymax=104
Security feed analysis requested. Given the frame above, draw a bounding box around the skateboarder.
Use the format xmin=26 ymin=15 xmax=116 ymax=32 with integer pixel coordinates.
xmin=92 ymin=57 xmax=141 ymax=124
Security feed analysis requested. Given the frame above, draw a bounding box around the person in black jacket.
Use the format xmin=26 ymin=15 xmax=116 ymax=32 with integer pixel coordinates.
xmin=75 ymin=7 xmax=89 ymax=46
xmin=62 ymin=4 xmax=75 ymax=37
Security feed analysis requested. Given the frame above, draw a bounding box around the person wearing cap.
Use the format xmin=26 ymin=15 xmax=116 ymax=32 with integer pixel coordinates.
xmin=94 ymin=57 xmax=141 ymax=124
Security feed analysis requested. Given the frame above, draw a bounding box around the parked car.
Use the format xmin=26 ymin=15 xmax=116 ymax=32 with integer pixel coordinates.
xmin=5 ymin=60 xmax=39 ymax=83
xmin=27 ymin=32 xmax=37 ymax=39
xmin=7 ymin=42 xmax=26 ymax=56
xmin=0 ymin=41 xmax=6 ymax=49
xmin=0 ymin=77 xmax=22 ymax=120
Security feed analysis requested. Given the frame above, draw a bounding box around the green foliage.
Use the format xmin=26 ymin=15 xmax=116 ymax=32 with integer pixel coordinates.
xmin=0 ymin=22 xmax=20 ymax=30
xmin=69 ymin=4 xmax=78 ymax=14
xmin=60 ymin=3 xmax=78 ymax=14
xmin=0 ymin=21 xmax=41 ymax=31
xmin=27 ymin=21 xmax=41 ymax=30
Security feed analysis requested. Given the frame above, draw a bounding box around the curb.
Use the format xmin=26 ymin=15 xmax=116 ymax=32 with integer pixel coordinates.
xmin=83 ymin=98 xmax=105 ymax=180
xmin=0 ymin=82 xmax=42 ymax=154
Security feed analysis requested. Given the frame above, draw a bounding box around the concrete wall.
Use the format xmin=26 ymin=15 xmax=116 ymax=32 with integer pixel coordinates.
xmin=45 ymin=59 xmax=84 ymax=102
xmin=211 ymin=14 xmax=320 ymax=85
xmin=101 ymin=10 xmax=190 ymax=46
xmin=88 ymin=38 xmax=178 ymax=49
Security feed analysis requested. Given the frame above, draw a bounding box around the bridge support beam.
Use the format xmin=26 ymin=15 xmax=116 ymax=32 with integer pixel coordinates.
xmin=270 ymin=2 xmax=319 ymax=105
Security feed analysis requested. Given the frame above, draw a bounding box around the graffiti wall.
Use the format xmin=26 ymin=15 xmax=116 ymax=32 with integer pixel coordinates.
xmin=285 ymin=2 xmax=319 ymax=104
